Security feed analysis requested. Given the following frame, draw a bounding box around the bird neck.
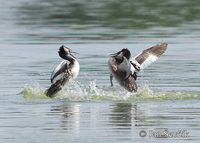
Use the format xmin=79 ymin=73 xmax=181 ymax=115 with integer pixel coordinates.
xmin=64 ymin=54 xmax=76 ymax=63
xmin=115 ymin=56 xmax=124 ymax=64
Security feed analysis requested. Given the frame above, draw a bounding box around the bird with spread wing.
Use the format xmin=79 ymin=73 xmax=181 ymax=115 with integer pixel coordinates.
xmin=108 ymin=43 xmax=168 ymax=92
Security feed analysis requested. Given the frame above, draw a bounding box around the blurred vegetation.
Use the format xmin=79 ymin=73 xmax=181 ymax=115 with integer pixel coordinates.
xmin=17 ymin=0 xmax=200 ymax=29
xmin=14 ymin=0 xmax=200 ymax=42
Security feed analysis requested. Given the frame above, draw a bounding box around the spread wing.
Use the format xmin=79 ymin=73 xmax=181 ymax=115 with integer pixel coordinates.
xmin=51 ymin=60 xmax=69 ymax=84
xmin=131 ymin=43 xmax=168 ymax=70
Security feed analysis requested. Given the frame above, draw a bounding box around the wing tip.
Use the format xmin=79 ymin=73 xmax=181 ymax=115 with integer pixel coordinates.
xmin=159 ymin=42 xmax=168 ymax=46
xmin=151 ymin=42 xmax=168 ymax=57
xmin=157 ymin=42 xmax=168 ymax=50
xmin=156 ymin=42 xmax=168 ymax=47
xmin=134 ymin=43 xmax=168 ymax=69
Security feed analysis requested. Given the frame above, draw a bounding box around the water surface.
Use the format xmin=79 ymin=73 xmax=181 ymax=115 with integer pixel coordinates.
xmin=0 ymin=0 xmax=200 ymax=142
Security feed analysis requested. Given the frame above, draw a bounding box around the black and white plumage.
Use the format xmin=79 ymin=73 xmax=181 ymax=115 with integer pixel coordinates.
xmin=46 ymin=45 xmax=80 ymax=97
xmin=108 ymin=43 xmax=168 ymax=92
xmin=109 ymin=48 xmax=137 ymax=92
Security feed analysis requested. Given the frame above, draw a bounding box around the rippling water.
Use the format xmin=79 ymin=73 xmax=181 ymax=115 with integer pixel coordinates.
xmin=1 ymin=0 xmax=200 ymax=142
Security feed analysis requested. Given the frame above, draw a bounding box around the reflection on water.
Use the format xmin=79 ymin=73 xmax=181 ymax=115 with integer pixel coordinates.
xmin=51 ymin=104 xmax=80 ymax=132
xmin=109 ymin=103 xmax=138 ymax=128
xmin=45 ymin=101 xmax=200 ymax=142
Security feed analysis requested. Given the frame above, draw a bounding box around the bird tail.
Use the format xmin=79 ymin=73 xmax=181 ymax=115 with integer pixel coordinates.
xmin=46 ymin=77 xmax=69 ymax=97
xmin=46 ymin=81 xmax=62 ymax=97
xmin=120 ymin=75 xmax=138 ymax=92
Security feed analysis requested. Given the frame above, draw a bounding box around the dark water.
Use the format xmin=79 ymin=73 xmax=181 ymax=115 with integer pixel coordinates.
xmin=0 ymin=0 xmax=200 ymax=142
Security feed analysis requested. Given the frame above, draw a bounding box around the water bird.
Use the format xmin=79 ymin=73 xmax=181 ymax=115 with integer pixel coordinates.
xmin=46 ymin=45 xmax=80 ymax=97
xmin=108 ymin=43 xmax=168 ymax=92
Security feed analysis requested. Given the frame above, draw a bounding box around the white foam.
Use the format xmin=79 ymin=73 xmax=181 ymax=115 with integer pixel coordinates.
xmin=22 ymin=81 xmax=200 ymax=101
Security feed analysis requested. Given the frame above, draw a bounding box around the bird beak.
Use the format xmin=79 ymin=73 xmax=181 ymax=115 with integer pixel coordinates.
xmin=67 ymin=47 xmax=79 ymax=54
xmin=71 ymin=51 xmax=79 ymax=54
xmin=71 ymin=51 xmax=78 ymax=54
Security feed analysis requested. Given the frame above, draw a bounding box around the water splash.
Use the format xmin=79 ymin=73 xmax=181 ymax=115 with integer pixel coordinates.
xmin=22 ymin=81 xmax=200 ymax=101
xmin=22 ymin=85 xmax=48 ymax=99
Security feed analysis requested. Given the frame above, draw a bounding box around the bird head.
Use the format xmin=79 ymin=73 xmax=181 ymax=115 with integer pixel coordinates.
xmin=111 ymin=48 xmax=131 ymax=59
xmin=58 ymin=45 xmax=77 ymax=59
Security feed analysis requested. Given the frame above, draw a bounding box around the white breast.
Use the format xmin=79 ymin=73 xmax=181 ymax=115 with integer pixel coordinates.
xmin=70 ymin=60 xmax=80 ymax=79
xmin=117 ymin=57 xmax=131 ymax=79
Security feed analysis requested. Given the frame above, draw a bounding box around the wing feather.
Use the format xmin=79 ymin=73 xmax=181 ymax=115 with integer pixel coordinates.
xmin=51 ymin=60 xmax=69 ymax=84
xmin=131 ymin=43 xmax=167 ymax=69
